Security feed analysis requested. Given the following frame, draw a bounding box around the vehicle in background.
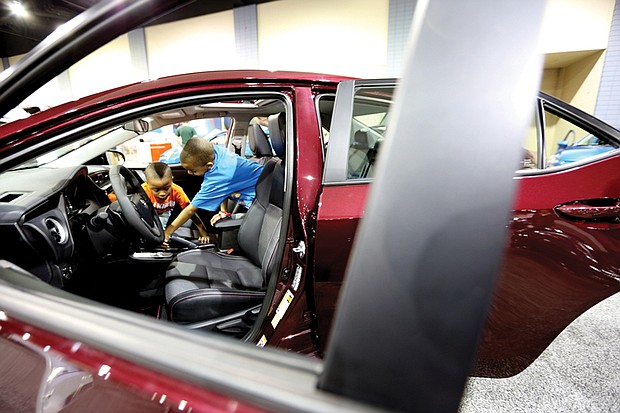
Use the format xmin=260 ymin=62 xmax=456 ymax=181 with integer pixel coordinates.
xmin=548 ymin=132 xmax=617 ymax=166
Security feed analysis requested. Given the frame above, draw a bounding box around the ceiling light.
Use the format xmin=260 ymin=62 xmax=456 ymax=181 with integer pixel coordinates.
xmin=9 ymin=1 xmax=28 ymax=18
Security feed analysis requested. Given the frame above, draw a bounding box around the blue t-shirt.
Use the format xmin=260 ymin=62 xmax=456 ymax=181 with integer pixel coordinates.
xmin=191 ymin=145 xmax=264 ymax=211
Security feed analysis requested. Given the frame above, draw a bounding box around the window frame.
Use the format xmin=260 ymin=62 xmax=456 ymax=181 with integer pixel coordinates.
xmin=516 ymin=94 xmax=620 ymax=176
xmin=322 ymin=79 xmax=396 ymax=186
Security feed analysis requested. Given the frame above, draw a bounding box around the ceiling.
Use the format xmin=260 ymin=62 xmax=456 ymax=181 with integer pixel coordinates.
xmin=0 ymin=0 xmax=274 ymax=58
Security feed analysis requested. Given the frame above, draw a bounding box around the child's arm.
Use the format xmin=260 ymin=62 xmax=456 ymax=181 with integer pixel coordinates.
xmin=164 ymin=204 xmax=197 ymax=242
xmin=191 ymin=216 xmax=210 ymax=243
xmin=210 ymin=200 xmax=232 ymax=226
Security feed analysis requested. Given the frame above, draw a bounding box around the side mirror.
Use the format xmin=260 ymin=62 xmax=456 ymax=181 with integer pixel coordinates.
xmin=105 ymin=150 xmax=125 ymax=165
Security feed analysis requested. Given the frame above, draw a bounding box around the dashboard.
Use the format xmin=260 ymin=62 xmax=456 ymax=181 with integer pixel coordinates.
xmin=0 ymin=166 xmax=110 ymax=286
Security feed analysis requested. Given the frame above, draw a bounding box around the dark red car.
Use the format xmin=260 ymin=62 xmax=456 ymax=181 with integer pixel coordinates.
xmin=0 ymin=0 xmax=616 ymax=411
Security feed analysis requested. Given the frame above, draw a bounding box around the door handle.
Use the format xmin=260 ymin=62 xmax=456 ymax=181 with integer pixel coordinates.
xmin=555 ymin=198 xmax=620 ymax=222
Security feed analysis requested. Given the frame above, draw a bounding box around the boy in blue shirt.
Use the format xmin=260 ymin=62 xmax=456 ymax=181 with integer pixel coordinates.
xmin=163 ymin=137 xmax=263 ymax=243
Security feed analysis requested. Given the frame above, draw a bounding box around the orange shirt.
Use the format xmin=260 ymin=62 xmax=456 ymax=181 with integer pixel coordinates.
xmin=141 ymin=182 xmax=190 ymax=216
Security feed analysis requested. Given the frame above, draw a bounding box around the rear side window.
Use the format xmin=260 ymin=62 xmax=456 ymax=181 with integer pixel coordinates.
xmin=347 ymin=86 xmax=394 ymax=180
xmin=543 ymin=110 xmax=618 ymax=168
xmin=518 ymin=100 xmax=619 ymax=171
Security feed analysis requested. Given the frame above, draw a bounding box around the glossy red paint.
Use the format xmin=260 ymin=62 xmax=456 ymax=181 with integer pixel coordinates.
xmin=477 ymin=209 xmax=620 ymax=376
xmin=0 ymin=314 xmax=267 ymax=413
xmin=313 ymin=183 xmax=368 ymax=354
xmin=315 ymin=184 xmax=368 ymax=282
xmin=310 ymin=154 xmax=620 ymax=367
xmin=513 ymin=156 xmax=620 ymax=210
xmin=293 ymin=86 xmax=326 ymax=226
xmin=475 ymin=154 xmax=620 ymax=375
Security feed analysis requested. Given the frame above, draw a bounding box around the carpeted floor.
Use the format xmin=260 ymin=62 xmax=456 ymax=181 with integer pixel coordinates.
xmin=460 ymin=292 xmax=620 ymax=412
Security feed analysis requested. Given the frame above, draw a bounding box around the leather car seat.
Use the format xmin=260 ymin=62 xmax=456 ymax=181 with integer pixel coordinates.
xmin=248 ymin=123 xmax=273 ymax=164
xmin=348 ymin=130 xmax=370 ymax=178
xmin=164 ymin=113 xmax=286 ymax=325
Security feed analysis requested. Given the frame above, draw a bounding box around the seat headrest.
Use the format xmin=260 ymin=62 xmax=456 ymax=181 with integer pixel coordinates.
xmin=352 ymin=130 xmax=369 ymax=149
xmin=248 ymin=123 xmax=273 ymax=157
xmin=268 ymin=113 xmax=286 ymax=158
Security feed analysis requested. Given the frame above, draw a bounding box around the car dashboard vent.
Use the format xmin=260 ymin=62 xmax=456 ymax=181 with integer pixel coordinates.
xmin=45 ymin=217 xmax=68 ymax=244
xmin=0 ymin=192 xmax=26 ymax=203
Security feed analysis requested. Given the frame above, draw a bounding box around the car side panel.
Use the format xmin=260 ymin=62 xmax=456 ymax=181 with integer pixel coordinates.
xmin=313 ymin=184 xmax=368 ymax=354
xmin=0 ymin=316 xmax=265 ymax=413
xmin=314 ymin=156 xmax=620 ymax=371
xmin=476 ymin=154 xmax=620 ymax=376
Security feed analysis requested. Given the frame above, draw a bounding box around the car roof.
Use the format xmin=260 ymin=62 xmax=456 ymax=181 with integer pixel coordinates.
xmin=0 ymin=70 xmax=353 ymax=137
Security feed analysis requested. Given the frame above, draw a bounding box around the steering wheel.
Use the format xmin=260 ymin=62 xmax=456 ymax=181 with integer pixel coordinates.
xmin=109 ymin=165 xmax=164 ymax=244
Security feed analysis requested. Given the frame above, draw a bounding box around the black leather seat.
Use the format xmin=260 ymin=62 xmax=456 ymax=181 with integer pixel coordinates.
xmin=248 ymin=123 xmax=273 ymax=163
xmin=164 ymin=114 xmax=286 ymax=325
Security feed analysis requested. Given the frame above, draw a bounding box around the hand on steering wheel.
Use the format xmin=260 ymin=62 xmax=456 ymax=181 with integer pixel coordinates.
xmin=109 ymin=165 xmax=164 ymax=244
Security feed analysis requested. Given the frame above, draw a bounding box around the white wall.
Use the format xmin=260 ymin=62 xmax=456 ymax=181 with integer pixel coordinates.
xmin=539 ymin=0 xmax=614 ymax=54
xmin=2 ymin=0 xmax=616 ymax=111
xmin=69 ymin=35 xmax=137 ymax=99
xmin=537 ymin=0 xmax=615 ymax=112
xmin=257 ymin=0 xmax=389 ymax=78
xmin=145 ymin=10 xmax=236 ymax=79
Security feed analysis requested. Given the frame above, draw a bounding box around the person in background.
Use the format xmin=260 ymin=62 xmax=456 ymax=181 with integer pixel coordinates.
xmin=175 ymin=122 xmax=197 ymax=147
xmin=163 ymin=137 xmax=263 ymax=244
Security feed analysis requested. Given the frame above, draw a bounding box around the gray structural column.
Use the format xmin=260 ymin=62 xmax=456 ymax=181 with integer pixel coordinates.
xmin=595 ymin=0 xmax=620 ymax=127
xmin=128 ymin=28 xmax=150 ymax=79
xmin=387 ymin=0 xmax=416 ymax=77
xmin=234 ymin=4 xmax=259 ymax=68
xmin=319 ymin=0 xmax=545 ymax=410
xmin=1 ymin=57 xmax=8 ymax=71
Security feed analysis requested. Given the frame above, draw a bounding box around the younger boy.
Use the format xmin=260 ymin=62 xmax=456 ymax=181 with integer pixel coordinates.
xmin=142 ymin=162 xmax=208 ymax=241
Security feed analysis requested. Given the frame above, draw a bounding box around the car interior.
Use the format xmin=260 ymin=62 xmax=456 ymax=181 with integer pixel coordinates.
xmin=0 ymin=93 xmax=294 ymax=341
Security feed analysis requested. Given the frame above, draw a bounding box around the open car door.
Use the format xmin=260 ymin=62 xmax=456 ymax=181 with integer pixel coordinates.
xmin=314 ymin=79 xmax=396 ymax=354
xmin=0 ymin=0 xmax=546 ymax=411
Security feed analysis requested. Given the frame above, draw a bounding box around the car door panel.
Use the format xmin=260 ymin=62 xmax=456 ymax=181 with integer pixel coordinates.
xmin=318 ymin=79 xmax=620 ymax=374
xmin=476 ymin=155 xmax=620 ymax=376
xmin=314 ymin=184 xmax=368 ymax=354
xmin=315 ymin=185 xmax=367 ymax=283
xmin=315 ymin=79 xmax=393 ymax=355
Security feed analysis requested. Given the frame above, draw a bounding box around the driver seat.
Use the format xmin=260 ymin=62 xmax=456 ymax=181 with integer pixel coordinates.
xmin=164 ymin=113 xmax=286 ymax=325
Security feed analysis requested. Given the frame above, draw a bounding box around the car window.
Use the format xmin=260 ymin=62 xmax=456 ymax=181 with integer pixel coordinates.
xmin=518 ymin=102 xmax=620 ymax=171
xmin=518 ymin=112 xmax=539 ymax=170
xmin=346 ymin=86 xmax=394 ymax=180
xmin=122 ymin=117 xmax=231 ymax=166
xmin=12 ymin=127 xmax=133 ymax=169
xmin=316 ymin=94 xmax=335 ymax=154
xmin=337 ymin=87 xmax=620 ymax=177
xmin=543 ymin=110 xmax=618 ymax=167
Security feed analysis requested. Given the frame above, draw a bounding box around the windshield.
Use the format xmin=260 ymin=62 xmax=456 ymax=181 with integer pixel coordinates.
xmin=11 ymin=126 xmax=136 ymax=170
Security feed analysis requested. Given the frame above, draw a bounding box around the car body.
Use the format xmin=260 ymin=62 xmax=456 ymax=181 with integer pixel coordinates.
xmin=0 ymin=0 xmax=614 ymax=410
xmin=2 ymin=71 xmax=620 ymax=376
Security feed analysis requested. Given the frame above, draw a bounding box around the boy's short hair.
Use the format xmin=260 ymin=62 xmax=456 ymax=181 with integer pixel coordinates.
xmin=144 ymin=161 xmax=172 ymax=181
xmin=180 ymin=137 xmax=215 ymax=164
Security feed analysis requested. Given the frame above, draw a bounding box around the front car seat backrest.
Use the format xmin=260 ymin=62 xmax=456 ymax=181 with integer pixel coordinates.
xmin=248 ymin=123 xmax=273 ymax=159
xmin=268 ymin=113 xmax=286 ymax=158
xmin=237 ymin=159 xmax=284 ymax=278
